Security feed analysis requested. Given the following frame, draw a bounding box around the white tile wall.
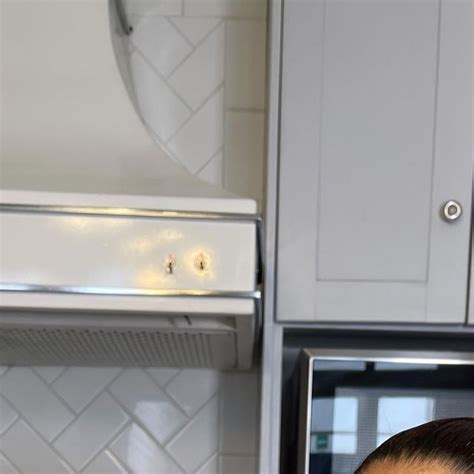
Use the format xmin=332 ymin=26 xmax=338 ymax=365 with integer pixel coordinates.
xmin=0 ymin=367 xmax=260 ymax=474
xmin=225 ymin=21 xmax=266 ymax=110
xmin=0 ymin=1 xmax=266 ymax=472
xmin=183 ymin=0 xmax=266 ymax=19
xmin=169 ymin=25 xmax=225 ymax=110
xmin=168 ymin=88 xmax=225 ymax=173
xmin=82 ymin=451 xmax=128 ymax=474
xmin=224 ymin=111 xmax=265 ymax=207
xmin=127 ymin=0 xmax=267 ymax=197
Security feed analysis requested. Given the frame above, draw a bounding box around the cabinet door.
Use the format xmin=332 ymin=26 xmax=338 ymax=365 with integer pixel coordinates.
xmin=277 ymin=0 xmax=472 ymax=323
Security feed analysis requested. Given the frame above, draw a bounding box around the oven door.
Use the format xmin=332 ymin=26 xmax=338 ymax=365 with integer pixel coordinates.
xmin=298 ymin=349 xmax=474 ymax=474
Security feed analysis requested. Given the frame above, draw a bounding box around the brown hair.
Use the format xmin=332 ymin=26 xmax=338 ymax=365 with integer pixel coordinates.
xmin=355 ymin=418 xmax=474 ymax=473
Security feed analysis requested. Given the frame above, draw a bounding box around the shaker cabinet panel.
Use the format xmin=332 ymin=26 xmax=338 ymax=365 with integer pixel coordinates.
xmin=277 ymin=0 xmax=472 ymax=322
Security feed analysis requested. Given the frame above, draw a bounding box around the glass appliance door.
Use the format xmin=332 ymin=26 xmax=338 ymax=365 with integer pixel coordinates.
xmin=299 ymin=350 xmax=474 ymax=474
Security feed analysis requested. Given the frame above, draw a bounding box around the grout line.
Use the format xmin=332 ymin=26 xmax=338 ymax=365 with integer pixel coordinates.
xmin=31 ymin=367 xmax=66 ymax=386
xmin=140 ymin=369 xmax=190 ymax=418
xmin=9 ymin=415 xmax=76 ymax=473
xmin=164 ymin=393 xmax=219 ymax=450
xmin=0 ymin=416 xmax=20 ymax=440
xmin=165 ymin=376 xmax=220 ymax=420
xmin=164 ymin=83 xmax=224 ymax=145
xmin=105 ymin=386 xmax=188 ymax=446
xmin=0 ymin=366 xmax=11 ymax=379
xmin=48 ymin=367 xmax=68 ymax=386
xmin=106 ymin=389 xmax=187 ymax=474
xmin=131 ymin=46 xmax=193 ymax=113
xmin=0 ymin=394 xmax=19 ymax=437
xmin=0 ymin=449 xmax=23 ymax=474
xmin=78 ymin=421 xmax=133 ymax=474
xmin=166 ymin=16 xmax=195 ymax=49
xmin=194 ymin=147 xmax=224 ymax=176
xmin=164 ymin=45 xmax=196 ymax=82
xmin=165 ymin=46 xmax=194 ymax=80
xmin=162 ymin=369 xmax=182 ymax=389
xmin=0 ymin=370 xmax=76 ymax=442
xmin=141 ymin=121 xmax=187 ymax=167
xmin=49 ymin=368 xmax=125 ymax=444
xmin=102 ymin=448 xmax=131 ymax=474
xmin=193 ymin=451 xmax=219 ymax=474
xmin=164 ymin=18 xmax=225 ymax=104
xmin=133 ymin=20 xmax=227 ymax=116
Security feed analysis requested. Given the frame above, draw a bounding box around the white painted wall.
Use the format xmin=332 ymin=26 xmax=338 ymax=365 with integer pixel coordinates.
xmin=0 ymin=0 xmax=267 ymax=472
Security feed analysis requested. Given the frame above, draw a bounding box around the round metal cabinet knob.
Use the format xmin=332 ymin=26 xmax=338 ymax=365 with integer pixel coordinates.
xmin=442 ymin=200 xmax=463 ymax=222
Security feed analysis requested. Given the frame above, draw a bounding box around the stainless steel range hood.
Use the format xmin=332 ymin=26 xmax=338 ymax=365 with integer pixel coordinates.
xmin=0 ymin=0 xmax=260 ymax=369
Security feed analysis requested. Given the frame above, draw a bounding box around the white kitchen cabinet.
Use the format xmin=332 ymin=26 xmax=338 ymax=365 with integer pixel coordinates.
xmin=276 ymin=0 xmax=473 ymax=323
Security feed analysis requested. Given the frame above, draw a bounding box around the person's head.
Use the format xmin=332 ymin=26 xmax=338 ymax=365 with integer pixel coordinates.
xmin=355 ymin=418 xmax=474 ymax=474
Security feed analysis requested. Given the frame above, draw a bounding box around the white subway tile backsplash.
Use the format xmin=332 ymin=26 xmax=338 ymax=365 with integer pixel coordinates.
xmin=169 ymin=24 xmax=224 ymax=110
xmin=132 ymin=16 xmax=192 ymax=77
xmin=33 ymin=367 xmax=65 ymax=385
xmin=52 ymin=368 xmax=122 ymax=413
xmin=53 ymin=394 xmax=128 ymax=471
xmin=197 ymin=151 xmax=224 ymax=186
xmin=82 ymin=451 xmax=128 ymax=474
xmin=166 ymin=369 xmax=219 ymax=416
xmin=109 ymin=370 xmax=187 ymax=444
xmin=196 ymin=454 xmax=219 ymax=474
xmin=110 ymin=424 xmax=184 ymax=474
xmin=220 ymin=455 xmax=257 ymax=474
xmin=167 ymin=396 xmax=219 ymax=472
xmin=224 ymin=111 xmax=265 ymax=205
xmin=220 ymin=372 xmax=259 ymax=455
xmin=146 ymin=367 xmax=180 ymax=387
xmin=0 ymin=396 xmax=17 ymax=435
xmin=168 ymin=89 xmax=224 ymax=173
xmin=183 ymin=0 xmax=266 ymax=19
xmin=125 ymin=0 xmax=182 ymax=18
xmin=225 ymin=21 xmax=266 ymax=110
xmin=0 ymin=454 xmax=18 ymax=474
xmin=130 ymin=51 xmax=191 ymax=141
xmin=0 ymin=367 xmax=259 ymax=474
xmin=1 ymin=421 xmax=71 ymax=474
xmin=170 ymin=17 xmax=221 ymax=45
xmin=0 ymin=368 xmax=74 ymax=442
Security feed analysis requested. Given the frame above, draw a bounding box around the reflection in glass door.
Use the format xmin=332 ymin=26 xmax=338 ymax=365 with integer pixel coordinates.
xmin=305 ymin=358 xmax=474 ymax=474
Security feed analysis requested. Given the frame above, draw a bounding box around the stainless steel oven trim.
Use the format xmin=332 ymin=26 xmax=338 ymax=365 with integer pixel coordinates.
xmin=298 ymin=349 xmax=315 ymax=474
xmin=0 ymin=283 xmax=262 ymax=300
xmin=0 ymin=203 xmax=262 ymax=223
xmin=298 ymin=348 xmax=474 ymax=474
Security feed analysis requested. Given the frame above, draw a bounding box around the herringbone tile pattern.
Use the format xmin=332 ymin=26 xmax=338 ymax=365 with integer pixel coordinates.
xmin=0 ymin=367 xmax=259 ymax=473
xmin=127 ymin=0 xmax=267 ymax=205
